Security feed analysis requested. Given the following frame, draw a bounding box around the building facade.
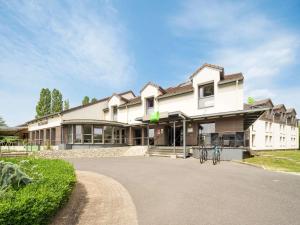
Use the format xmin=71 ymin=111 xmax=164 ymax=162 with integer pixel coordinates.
xmin=26 ymin=63 xmax=298 ymax=151
xmin=245 ymin=99 xmax=299 ymax=150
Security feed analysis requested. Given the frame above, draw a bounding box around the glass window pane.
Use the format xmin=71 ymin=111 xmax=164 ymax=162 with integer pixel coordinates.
xmin=83 ymin=125 xmax=92 ymax=143
xmin=67 ymin=125 xmax=73 ymax=144
xmin=75 ymin=125 xmax=82 ymax=143
xmin=104 ymin=126 xmax=113 ymax=143
xmin=93 ymin=126 xmax=103 ymax=143
xmin=203 ymin=83 xmax=214 ymax=97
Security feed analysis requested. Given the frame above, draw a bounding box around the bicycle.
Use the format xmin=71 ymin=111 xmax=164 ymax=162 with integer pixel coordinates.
xmin=199 ymin=144 xmax=208 ymax=164
xmin=212 ymin=145 xmax=222 ymax=165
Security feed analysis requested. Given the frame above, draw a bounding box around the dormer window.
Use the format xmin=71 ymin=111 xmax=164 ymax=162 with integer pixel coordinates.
xmin=200 ymin=83 xmax=214 ymax=97
xmin=112 ymin=106 xmax=118 ymax=121
xmin=198 ymin=82 xmax=214 ymax=108
xmin=146 ymin=97 xmax=154 ymax=115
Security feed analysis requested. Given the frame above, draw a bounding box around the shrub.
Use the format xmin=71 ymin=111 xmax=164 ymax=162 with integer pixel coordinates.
xmin=0 ymin=158 xmax=76 ymax=225
xmin=0 ymin=161 xmax=32 ymax=192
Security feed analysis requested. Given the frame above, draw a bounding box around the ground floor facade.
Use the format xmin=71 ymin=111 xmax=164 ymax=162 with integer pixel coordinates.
xmin=28 ymin=115 xmax=248 ymax=150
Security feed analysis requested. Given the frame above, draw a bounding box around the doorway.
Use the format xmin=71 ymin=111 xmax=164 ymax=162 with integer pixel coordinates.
xmin=168 ymin=125 xmax=183 ymax=146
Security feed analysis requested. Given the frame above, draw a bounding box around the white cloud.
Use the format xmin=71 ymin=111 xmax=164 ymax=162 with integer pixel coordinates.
xmin=0 ymin=0 xmax=135 ymax=126
xmin=170 ymin=0 xmax=300 ymax=111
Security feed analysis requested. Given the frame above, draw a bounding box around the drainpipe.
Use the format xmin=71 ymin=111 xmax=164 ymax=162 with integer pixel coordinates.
xmin=173 ymin=121 xmax=176 ymax=155
xmin=179 ymin=114 xmax=186 ymax=159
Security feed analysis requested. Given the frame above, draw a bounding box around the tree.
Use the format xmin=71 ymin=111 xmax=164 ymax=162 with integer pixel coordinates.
xmin=0 ymin=116 xmax=7 ymax=127
xmin=52 ymin=89 xmax=63 ymax=113
xmin=36 ymin=88 xmax=51 ymax=118
xmin=91 ymin=98 xmax=97 ymax=103
xmin=64 ymin=99 xmax=70 ymax=110
xmin=82 ymin=96 xmax=90 ymax=105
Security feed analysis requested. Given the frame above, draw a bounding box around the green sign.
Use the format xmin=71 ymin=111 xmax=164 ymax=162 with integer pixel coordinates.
xmin=150 ymin=111 xmax=160 ymax=123
xmin=247 ymin=97 xmax=255 ymax=104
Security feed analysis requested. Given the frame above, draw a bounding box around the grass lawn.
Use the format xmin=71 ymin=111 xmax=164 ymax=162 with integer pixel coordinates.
xmin=244 ymin=150 xmax=300 ymax=172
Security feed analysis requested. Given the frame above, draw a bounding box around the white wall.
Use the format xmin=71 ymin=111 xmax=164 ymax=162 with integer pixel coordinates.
xmin=133 ymin=67 xmax=243 ymax=120
xmin=249 ymin=119 xmax=299 ymax=150
xmin=28 ymin=116 xmax=62 ymax=131
xmin=63 ymin=100 xmax=108 ymax=121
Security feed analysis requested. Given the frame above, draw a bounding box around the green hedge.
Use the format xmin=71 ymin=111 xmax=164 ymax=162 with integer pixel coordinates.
xmin=0 ymin=158 xmax=76 ymax=225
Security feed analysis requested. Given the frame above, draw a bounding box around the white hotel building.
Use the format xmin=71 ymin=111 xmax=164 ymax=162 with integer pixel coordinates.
xmin=26 ymin=63 xmax=299 ymax=155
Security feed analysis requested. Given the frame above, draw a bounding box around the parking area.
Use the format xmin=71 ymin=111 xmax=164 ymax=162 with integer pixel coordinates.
xmin=69 ymin=157 xmax=300 ymax=225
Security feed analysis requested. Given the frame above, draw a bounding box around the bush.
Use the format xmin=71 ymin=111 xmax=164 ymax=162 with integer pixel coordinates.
xmin=0 ymin=158 xmax=76 ymax=225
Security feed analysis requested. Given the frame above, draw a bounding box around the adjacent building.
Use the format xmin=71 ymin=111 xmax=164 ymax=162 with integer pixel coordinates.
xmin=26 ymin=63 xmax=298 ymax=151
xmin=245 ymin=99 xmax=298 ymax=150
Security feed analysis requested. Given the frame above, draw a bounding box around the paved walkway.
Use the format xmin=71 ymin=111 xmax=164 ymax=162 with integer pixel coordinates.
xmin=68 ymin=157 xmax=300 ymax=225
xmin=51 ymin=171 xmax=138 ymax=225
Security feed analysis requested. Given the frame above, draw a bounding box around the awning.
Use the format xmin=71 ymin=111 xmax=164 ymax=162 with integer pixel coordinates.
xmin=0 ymin=126 xmax=28 ymax=136
xmin=136 ymin=108 xmax=268 ymax=129
xmin=190 ymin=108 xmax=269 ymax=130
xmin=136 ymin=111 xmax=189 ymax=123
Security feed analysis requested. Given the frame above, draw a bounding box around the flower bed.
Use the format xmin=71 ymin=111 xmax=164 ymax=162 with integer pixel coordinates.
xmin=0 ymin=158 xmax=76 ymax=225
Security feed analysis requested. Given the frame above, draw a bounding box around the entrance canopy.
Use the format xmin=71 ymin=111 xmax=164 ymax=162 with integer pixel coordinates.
xmin=136 ymin=111 xmax=189 ymax=123
xmin=190 ymin=108 xmax=269 ymax=130
xmin=136 ymin=108 xmax=268 ymax=130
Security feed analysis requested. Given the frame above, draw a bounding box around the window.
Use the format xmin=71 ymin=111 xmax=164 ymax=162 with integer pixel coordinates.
xmin=93 ymin=126 xmax=103 ymax=143
xmin=146 ymin=97 xmax=154 ymax=115
xmin=75 ymin=125 xmax=82 ymax=143
xmin=265 ymin=122 xmax=268 ymax=132
xmin=104 ymin=126 xmax=113 ymax=143
xmin=83 ymin=125 xmax=92 ymax=143
xmin=198 ymin=83 xmax=214 ymax=108
xmin=252 ymin=134 xmax=256 ymax=147
xmin=199 ymin=83 xmax=214 ymax=98
xmin=114 ymin=128 xmax=120 ymax=143
xmin=67 ymin=125 xmax=73 ymax=144
xmin=265 ymin=135 xmax=268 ymax=146
xmin=112 ymin=106 xmax=118 ymax=121
xmin=200 ymin=123 xmax=216 ymax=134
xmin=121 ymin=129 xmax=126 ymax=144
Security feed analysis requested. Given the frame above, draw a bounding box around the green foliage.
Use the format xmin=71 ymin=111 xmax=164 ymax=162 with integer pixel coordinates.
xmin=63 ymin=99 xmax=70 ymax=110
xmin=91 ymin=97 xmax=97 ymax=103
xmin=36 ymin=88 xmax=52 ymax=118
xmin=51 ymin=89 xmax=63 ymax=113
xmin=247 ymin=97 xmax=255 ymax=104
xmin=0 ymin=116 xmax=6 ymax=127
xmin=82 ymin=96 xmax=90 ymax=105
xmin=0 ymin=158 xmax=76 ymax=225
xmin=0 ymin=161 xmax=32 ymax=192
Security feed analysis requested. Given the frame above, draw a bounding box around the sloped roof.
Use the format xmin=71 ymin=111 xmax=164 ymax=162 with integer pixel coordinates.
xmin=27 ymin=90 xmax=132 ymax=124
xmin=119 ymin=96 xmax=142 ymax=108
xmin=158 ymin=84 xmax=193 ymax=99
xmin=273 ymin=104 xmax=286 ymax=111
xmin=189 ymin=63 xmax=224 ymax=80
xmin=140 ymin=82 xmax=166 ymax=94
xmin=224 ymin=73 xmax=244 ymax=81
xmin=252 ymin=98 xmax=273 ymax=107
xmin=286 ymin=108 xmax=297 ymax=114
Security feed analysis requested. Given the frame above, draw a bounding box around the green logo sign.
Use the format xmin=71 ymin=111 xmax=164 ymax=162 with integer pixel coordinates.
xmin=247 ymin=97 xmax=255 ymax=104
xmin=150 ymin=111 xmax=160 ymax=123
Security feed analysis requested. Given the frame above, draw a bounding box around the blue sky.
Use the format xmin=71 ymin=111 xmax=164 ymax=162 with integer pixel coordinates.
xmin=0 ymin=0 xmax=299 ymax=126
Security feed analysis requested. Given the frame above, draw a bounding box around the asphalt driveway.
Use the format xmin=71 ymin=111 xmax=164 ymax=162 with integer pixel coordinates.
xmin=68 ymin=157 xmax=300 ymax=225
